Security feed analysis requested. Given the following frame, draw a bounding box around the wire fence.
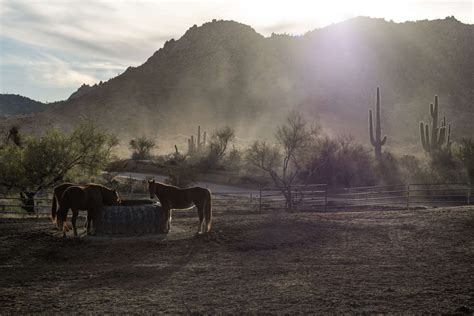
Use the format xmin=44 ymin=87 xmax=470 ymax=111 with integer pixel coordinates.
xmin=1 ymin=183 xmax=472 ymax=217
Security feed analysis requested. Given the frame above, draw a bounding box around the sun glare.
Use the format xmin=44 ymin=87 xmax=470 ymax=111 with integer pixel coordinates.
xmin=234 ymin=0 xmax=471 ymax=35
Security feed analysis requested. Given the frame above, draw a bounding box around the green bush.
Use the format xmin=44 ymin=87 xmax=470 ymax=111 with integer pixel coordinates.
xmin=0 ymin=120 xmax=117 ymax=192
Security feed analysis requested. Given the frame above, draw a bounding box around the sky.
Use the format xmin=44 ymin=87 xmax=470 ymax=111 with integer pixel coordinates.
xmin=0 ymin=0 xmax=472 ymax=103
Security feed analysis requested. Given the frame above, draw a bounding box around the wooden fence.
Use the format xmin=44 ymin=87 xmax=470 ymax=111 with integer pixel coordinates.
xmin=0 ymin=183 xmax=472 ymax=217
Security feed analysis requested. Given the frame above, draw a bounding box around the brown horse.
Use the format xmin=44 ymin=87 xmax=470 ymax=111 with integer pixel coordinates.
xmin=56 ymin=184 xmax=120 ymax=237
xmin=148 ymin=180 xmax=212 ymax=234
xmin=50 ymin=182 xmax=75 ymax=224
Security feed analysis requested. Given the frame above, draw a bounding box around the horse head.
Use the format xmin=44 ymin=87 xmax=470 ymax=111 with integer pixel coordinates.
xmin=148 ymin=179 xmax=156 ymax=199
xmin=103 ymin=188 xmax=120 ymax=206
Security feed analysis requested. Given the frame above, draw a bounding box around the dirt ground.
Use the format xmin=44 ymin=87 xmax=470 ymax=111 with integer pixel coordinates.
xmin=1 ymin=206 xmax=474 ymax=314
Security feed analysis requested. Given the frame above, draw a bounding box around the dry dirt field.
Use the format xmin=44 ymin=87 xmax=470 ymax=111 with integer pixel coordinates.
xmin=1 ymin=206 xmax=474 ymax=314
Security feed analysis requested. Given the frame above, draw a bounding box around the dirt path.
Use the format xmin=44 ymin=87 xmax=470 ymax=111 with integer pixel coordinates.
xmin=1 ymin=207 xmax=473 ymax=313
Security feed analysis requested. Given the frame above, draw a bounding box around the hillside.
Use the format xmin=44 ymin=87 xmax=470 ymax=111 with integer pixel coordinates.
xmin=2 ymin=17 xmax=473 ymax=151
xmin=0 ymin=94 xmax=49 ymax=116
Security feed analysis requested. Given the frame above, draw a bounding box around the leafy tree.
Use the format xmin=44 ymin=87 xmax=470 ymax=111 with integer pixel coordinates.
xmin=0 ymin=144 xmax=25 ymax=190
xmin=0 ymin=121 xmax=118 ymax=193
xmin=129 ymin=136 xmax=156 ymax=160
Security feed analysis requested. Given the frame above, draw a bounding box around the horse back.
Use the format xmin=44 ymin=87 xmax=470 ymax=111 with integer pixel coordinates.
xmin=61 ymin=186 xmax=88 ymax=210
xmin=54 ymin=183 xmax=75 ymax=200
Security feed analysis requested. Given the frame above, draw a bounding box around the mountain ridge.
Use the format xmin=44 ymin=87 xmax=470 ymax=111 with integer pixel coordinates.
xmin=2 ymin=16 xmax=473 ymax=150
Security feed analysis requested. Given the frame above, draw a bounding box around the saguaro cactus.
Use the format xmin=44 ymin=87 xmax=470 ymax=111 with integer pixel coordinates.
xmin=420 ymin=95 xmax=450 ymax=153
xmin=188 ymin=125 xmax=207 ymax=154
xmin=368 ymin=87 xmax=387 ymax=160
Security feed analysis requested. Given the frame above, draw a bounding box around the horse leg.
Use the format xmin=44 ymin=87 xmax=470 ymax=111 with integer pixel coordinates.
xmin=89 ymin=208 xmax=99 ymax=236
xmin=56 ymin=205 xmax=69 ymax=238
xmin=71 ymin=208 xmax=79 ymax=237
xmin=86 ymin=210 xmax=92 ymax=235
xmin=204 ymin=195 xmax=212 ymax=233
xmin=162 ymin=207 xmax=171 ymax=233
xmin=195 ymin=201 xmax=205 ymax=234
xmin=168 ymin=209 xmax=172 ymax=232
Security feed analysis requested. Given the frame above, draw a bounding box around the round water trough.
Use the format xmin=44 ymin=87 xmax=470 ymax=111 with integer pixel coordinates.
xmin=95 ymin=200 xmax=169 ymax=235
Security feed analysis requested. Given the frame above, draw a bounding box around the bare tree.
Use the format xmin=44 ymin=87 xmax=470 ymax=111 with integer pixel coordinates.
xmin=246 ymin=112 xmax=319 ymax=211
xmin=210 ymin=126 xmax=235 ymax=159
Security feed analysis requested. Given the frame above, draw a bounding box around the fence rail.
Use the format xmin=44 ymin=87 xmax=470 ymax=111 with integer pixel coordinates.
xmin=1 ymin=183 xmax=472 ymax=217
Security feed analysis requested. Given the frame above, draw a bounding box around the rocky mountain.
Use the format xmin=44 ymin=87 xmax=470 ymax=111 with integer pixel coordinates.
xmin=2 ymin=17 xmax=473 ymax=150
xmin=0 ymin=94 xmax=49 ymax=116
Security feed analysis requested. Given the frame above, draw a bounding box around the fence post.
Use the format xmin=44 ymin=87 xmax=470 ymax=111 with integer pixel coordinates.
xmin=344 ymin=188 xmax=347 ymax=211
xmin=468 ymin=186 xmax=471 ymax=205
xmin=249 ymin=193 xmax=252 ymax=210
xmin=324 ymin=186 xmax=328 ymax=211
xmin=406 ymin=184 xmax=410 ymax=211
xmin=259 ymin=189 xmax=262 ymax=212
xmin=294 ymin=187 xmax=298 ymax=212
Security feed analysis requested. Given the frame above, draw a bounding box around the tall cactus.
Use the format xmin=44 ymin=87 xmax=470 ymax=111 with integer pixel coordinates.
xmin=420 ymin=95 xmax=450 ymax=153
xmin=368 ymin=87 xmax=387 ymax=160
xmin=187 ymin=125 xmax=207 ymax=154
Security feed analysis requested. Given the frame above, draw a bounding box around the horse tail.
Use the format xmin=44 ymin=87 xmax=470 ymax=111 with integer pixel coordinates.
xmin=56 ymin=189 xmax=71 ymax=231
xmin=205 ymin=189 xmax=212 ymax=232
xmin=51 ymin=192 xmax=58 ymax=224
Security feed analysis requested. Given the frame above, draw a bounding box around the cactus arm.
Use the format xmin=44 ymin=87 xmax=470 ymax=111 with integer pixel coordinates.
xmin=425 ymin=124 xmax=431 ymax=151
xmin=437 ymin=126 xmax=446 ymax=146
xmin=420 ymin=122 xmax=432 ymax=152
xmin=381 ymin=135 xmax=387 ymax=146
xmin=420 ymin=122 xmax=428 ymax=152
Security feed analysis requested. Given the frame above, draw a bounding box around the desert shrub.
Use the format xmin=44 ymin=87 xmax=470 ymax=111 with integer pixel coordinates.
xmin=397 ymin=154 xmax=432 ymax=184
xmin=224 ymin=145 xmax=243 ymax=171
xmin=376 ymin=152 xmax=404 ymax=185
xmin=163 ymin=150 xmax=197 ymax=188
xmin=456 ymin=138 xmax=474 ymax=185
xmin=429 ymin=147 xmax=463 ymax=183
xmin=301 ymin=136 xmax=377 ymax=187
xmin=129 ymin=136 xmax=156 ymax=160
